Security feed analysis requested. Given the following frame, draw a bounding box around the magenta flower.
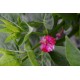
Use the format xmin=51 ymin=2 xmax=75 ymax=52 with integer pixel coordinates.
xmin=40 ymin=35 xmax=56 ymax=52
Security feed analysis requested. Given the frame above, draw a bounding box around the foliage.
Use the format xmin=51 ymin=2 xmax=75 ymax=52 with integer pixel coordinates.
xmin=0 ymin=13 xmax=79 ymax=66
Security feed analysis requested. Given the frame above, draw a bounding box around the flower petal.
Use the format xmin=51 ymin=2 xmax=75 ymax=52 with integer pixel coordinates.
xmin=40 ymin=35 xmax=56 ymax=52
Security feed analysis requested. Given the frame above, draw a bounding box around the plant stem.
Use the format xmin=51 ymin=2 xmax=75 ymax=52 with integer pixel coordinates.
xmin=14 ymin=39 xmax=19 ymax=50
xmin=22 ymin=55 xmax=28 ymax=62
xmin=41 ymin=51 xmax=44 ymax=66
xmin=8 ymin=50 xmax=25 ymax=53
xmin=32 ymin=43 xmax=40 ymax=50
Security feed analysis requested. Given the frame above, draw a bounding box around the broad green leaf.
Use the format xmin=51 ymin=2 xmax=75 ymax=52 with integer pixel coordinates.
xmin=65 ymin=36 xmax=80 ymax=66
xmin=49 ymin=46 xmax=69 ymax=66
xmin=40 ymin=52 xmax=53 ymax=66
xmin=43 ymin=13 xmax=54 ymax=30
xmin=23 ymin=13 xmax=54 ymax=30
xmin=0 ymin=13 xmax=21 ymax=23
xmin=0 ymin=48 xmax=20 ymax=66
xmin=23 ymin=13 xmax=44 ymax=22
xmin=0 ymin=18 xmax=21 ymax=32
xmin=24 ymin=41 xmax=40 ymax=66
xmin=22 ymin=58 xmax=32 ymax=66
xmin=0 ymin=54 xmax=20 ymax=66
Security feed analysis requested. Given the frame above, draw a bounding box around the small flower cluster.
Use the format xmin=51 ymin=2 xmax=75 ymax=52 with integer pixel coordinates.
xmin=40 ymin=35 xmax=56 ymax=52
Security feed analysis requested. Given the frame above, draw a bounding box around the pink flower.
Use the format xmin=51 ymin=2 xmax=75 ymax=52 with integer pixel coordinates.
xmin=40 ymin=35 xmax=56 ymax=52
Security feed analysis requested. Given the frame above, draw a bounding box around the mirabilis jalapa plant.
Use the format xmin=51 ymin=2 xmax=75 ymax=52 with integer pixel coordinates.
xmin=0 ymin=13 xmax=79 ymax=66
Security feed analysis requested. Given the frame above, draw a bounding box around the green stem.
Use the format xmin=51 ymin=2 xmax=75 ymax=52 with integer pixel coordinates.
xmin=41 ymin=51 xmax=44 ymax=66
xmin=22 ymin=55 xmax=28 ymax=62
xmin=8 ymin=50 xmax=25 ymax=53
xmin=31 ymin=32 xmax=45 ymax=36
xmin=25 ymin=40 xmax=40 ymax=66
xmin=14 ymin=39 xmax=19 ymax=51
xmin=32 ymin=43 xmax=40 ymax=50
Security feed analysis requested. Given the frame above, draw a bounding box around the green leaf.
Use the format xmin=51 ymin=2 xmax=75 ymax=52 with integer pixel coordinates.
xmin=49 ymin=46 xmax=69 ymax=66
xmin=0 ymin=54 xmax=20 ymax=66
xmin=65 ymin=36 xmax=80 ymax=66
xmin=24 ymin=41 xmax=40 ymax=66
xmin=58 ymin=13 xmax=78 ymax=21
xmin=17 ymin=16 xmax=21 ymax=25
xmin=18 ymin=21 xmax=29 ymax=31
xmin=43 ymin=13 xmax=54 ymax=30
xmin=50 ymin=21 xmax=65 ymax=36
xmin=24 ymin=13 xmax=54 ymax=30
xmin=40 ymin=52 xmax=53 ymax=66
xmin=0 ymin=48 xmax=20 ymax=66
xmin=22 ymin=25 xmax=33 ymax=45
xmin=0 ymin=13 xmax=21 ymax=23
xmin=0 ymin=48 xmax=13 ymax=55
xmin=0 ymin=32 xmax=17 ymax=50
xmin=28 ymin=21 xmax=43 ymax=28
xmin=5 ymin=33 xmax=17 ymax=43
xmin=0 ymin=18 xmax=21 ymax=32
xmin=18 ymin=35 xmax=25 ymax=46
xmin=22 ymin=58 xmax=32 ymax=66
xmin=0 ymin=28 xmax=12 ymax=33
